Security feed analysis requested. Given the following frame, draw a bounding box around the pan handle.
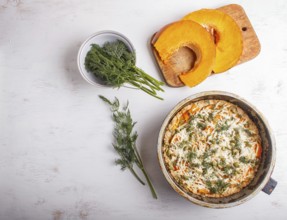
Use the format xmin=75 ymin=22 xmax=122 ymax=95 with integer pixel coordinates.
xmin=262 ymin=177 xmax=277 ymax=195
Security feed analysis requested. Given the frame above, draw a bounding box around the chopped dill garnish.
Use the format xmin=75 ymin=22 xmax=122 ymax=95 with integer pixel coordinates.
xmin=206 ymin=180 xmax=229 ymax=194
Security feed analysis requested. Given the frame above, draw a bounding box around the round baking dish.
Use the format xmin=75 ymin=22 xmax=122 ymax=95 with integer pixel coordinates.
xmin=157 ymin=91 xmax=277 ymax=208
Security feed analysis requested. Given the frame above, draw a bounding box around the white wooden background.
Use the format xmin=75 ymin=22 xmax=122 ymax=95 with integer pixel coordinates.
xmin=1 ymin=0 xmax=287 ymax=219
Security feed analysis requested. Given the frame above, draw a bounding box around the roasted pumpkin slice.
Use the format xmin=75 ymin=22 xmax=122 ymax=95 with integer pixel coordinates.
xmin=153 ymin=20 xmax=216 ymax=87
xmin=183 ymin=9 xmax=243 ymax=73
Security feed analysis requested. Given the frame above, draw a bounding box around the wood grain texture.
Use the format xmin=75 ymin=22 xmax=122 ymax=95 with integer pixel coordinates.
xmin=151 ymin=4 xmax=261 ymax=87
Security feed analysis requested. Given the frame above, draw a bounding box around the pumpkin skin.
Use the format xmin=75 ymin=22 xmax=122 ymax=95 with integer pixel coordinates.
xmin=153 ymin=20 xmax=216 ymax=87
xmin=182 ymin=9 xmax=243 ymax=73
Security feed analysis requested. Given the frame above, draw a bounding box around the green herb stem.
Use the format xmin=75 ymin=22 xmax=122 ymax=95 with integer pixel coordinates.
xmin=100 ymin=96 xmax=158 ymax=199
xmin=129 ymin=167 xmax=146 ymax=185
xmin=132 ymin=66 xmax=165 ymax=91
xmin=132 ymin=143 xmax=158 ymax=199
xmin=140 ymin=166 xmax=158 ymax=199
xmin=129 ymin=81 xmax=163 ymax=100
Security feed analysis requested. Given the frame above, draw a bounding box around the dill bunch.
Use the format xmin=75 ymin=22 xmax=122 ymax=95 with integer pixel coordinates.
xmin=85 ymin=40 xmax=164 ymax=100
xmin=99 ymin=95 xmax=158 ymax=199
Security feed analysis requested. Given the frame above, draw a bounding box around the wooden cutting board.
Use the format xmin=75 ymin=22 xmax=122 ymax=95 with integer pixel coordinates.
xmin=150 ymin=4 xmax=261 ymax=87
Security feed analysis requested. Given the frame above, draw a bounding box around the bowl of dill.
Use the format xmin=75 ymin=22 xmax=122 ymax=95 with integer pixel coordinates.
xmin=77 ymin=30 xmax=136 ymax=86
xmin=77 ymin=30 xmax=164 ymax=100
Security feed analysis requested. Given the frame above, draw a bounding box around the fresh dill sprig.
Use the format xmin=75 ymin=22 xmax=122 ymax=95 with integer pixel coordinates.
xmin=99 ymin=95 xmax=158 ymax=199
xmin=85 ymin=40 xmax=164 ymax=100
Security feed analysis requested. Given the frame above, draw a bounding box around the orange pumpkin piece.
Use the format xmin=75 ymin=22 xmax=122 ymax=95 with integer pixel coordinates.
xmin=182 ymin=9 xmax=243 ymax=73
xmin=153 ymin=20 xmax=216 ymax=87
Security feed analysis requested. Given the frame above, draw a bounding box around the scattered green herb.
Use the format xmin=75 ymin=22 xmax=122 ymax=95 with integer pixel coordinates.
xmin=244 ymin=141 xmax=252 ymax=148
xmin=187 ymin=151 xmax=197 ymax=162
xmin=190 ymin=163 xmax=200 ymax=168
xmin=207 ymin=112 xmax=214 ymax=122
xmin=202 ymin=160 xmax=213 ymax=168
xmin=206 ymin=179 xmax=229 ymax=194
xmin=219 ymin=157 xmax=226 ymax=167
xmin=210 ymin=139 xmax=216 ymax=145
xmin=232 ymin=128 xmax=241 ymax=148
xmin=99 ymin=95 xmax=157 ymax=199
xmin=197 ymin=122 xmax=207 ymax=130
xmin=233 ymin=162 xmax=240 ymax=168
xmin=216 ymin=120 xmax=230 ymax=132
xmin=211 ymin=148 xmax=217 ymax=154
xmin=202 ymin=151 xmax=210 ymax=160
xmin=188 ymin=131 xmax=194 ymax=141
xmin=223 ymin=165 xmax=236 ymax=176
xmin=239 ymin=156 xmax=250 ymax=164
xmin=179 ymin=140 xmax=189 ymax=149
xmin=243 ymin=129 xmax=255 ymax=137
xmin=85 ymin=40 xmax=164 ymax=100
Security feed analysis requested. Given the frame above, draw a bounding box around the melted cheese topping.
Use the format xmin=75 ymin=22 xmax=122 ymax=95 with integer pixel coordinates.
xmin=163 ymin=100 xmax=262 ymax=198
